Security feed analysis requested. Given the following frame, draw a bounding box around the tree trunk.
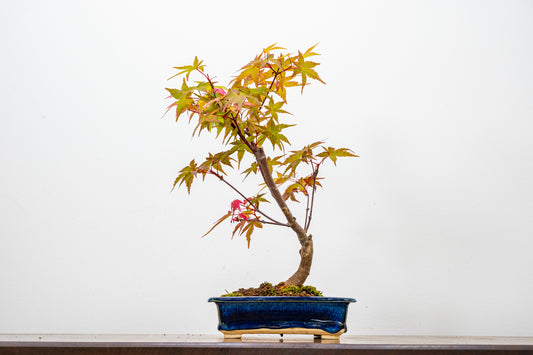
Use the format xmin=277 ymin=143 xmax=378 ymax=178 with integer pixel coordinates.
xmin=253 ymin=146 xmax=313 ymax=286
xmin=285 ymin=235 xmax=313 ymax=286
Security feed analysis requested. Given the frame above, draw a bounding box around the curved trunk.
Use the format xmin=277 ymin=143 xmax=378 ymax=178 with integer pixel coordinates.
xmin=285 ymin=235 xmax=313 ymax=286
xmin=253 ymin=146 xmax=313 ymax=286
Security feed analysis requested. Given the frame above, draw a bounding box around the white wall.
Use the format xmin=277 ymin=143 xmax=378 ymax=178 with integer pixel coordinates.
xmin=1 ymin=0 xmax=532 ymax=336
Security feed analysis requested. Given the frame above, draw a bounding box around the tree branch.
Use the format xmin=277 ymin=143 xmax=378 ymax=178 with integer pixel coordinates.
xmin=259 ymin=68 xmax=280 ymax=110
xmin=212 ymin=172 xmax=288 ymax=227
xmin=305 ymin=163 xmax=319 ymax=232
xmin=196 ymin=68 xmax=215 ymax=90
xmin=304 ymin=189 xmax=310 ymax=232
xmin=228 ymin=113 xmax=255 ymax=152
xmin=253 ymin=147 xmax=310 ymax=245
xmin=236 ymin=218 xmax=288 ymax=227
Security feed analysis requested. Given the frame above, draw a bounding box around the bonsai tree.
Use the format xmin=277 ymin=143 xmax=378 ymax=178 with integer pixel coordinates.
xmin=165 ymin=44 xmax=357 ymax=287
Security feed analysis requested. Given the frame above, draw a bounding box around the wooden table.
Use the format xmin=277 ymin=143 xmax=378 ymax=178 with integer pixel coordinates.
xmin=1 ymin=334 xmax=532 ymax=354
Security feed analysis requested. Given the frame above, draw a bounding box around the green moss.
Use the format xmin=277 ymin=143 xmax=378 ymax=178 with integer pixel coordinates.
xmin=281 ymin=285 xmax=323 ymax=296
xmin=221 ymin=292 xmax=244 ymax=297
xmin=219 ymin=282 xmax=323 ymax=297
xmin=280 ymin=285 xmax=300 ymax=295
xmin=300 ymin=285 xmax=323 ymax=296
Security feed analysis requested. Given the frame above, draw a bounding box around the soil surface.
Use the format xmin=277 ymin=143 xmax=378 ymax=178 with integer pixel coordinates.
xmin=223 ymin=282 xmax=323 ymax=297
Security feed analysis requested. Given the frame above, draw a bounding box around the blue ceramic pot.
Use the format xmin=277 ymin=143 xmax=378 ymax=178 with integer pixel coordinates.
xmin=208 ymin=296 xmax=356 ymax=338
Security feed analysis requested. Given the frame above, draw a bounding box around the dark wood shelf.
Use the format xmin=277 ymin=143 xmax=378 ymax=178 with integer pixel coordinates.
xmin=1 ymin=335 xmax=532 ymax=354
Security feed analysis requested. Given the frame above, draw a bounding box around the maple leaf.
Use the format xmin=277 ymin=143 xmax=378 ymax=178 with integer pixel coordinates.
xmin=231 ymin=220 xmax=246 ymax=239
xmin=170 ymin=56 xmax=205 ymax=81
xmin=303 ymin=44 xmax=321 ymax=58
xmin=173 ymin=160 xmax=199 ymax=194
xmin=317 ymin=147 xmax=359 ymax=166
xmin=165 ymin=79 xmax=208 ymax=122
xmin=294 ymin=51 xmax=326 ymax=93
xmin=272 ymin=71 xmax=299 ymax=103
xmin=266 ymin=156 xmax=283 ymax=174
xmin=263 ymin=43 xmax=286 ymax=53
xmin=230 ymin=199 xmax=243 ymax=212
xmin=201 ymin=151 xmax=235 ymax=175
xmin=237 ymin=219 xmax=263 ymax=248
xmin=265 ymin=98 xmax=290 ymax=122
xmin=229 ymin=140 xmax=252 ymax=169
xmin=282 ymin=150 xmax=304 ymax=177
xmin=258 ymin=119 xmax=293 ymax=151
xmin=248 ymin=193 xmax=269 ymax=207
xmin=242 ymin=161 xmax=259 ymax=180
xmin=201 ymin=212 xmax=231 ymax=238
xmin=283 ymin=182 xmax=306 ymax=202
xmin=273 ymin=171 xmax=291 ymax=187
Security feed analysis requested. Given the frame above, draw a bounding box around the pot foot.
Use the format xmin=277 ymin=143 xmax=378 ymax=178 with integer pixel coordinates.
xmin=221 ymin=328 xmax=344 ymax=339
xmin=316 ymin=334 xmax=341 ymax=340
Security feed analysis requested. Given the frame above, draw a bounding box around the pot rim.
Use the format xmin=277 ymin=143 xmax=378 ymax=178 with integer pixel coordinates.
xmin=208 ymin=296 xmax=356 ymax=303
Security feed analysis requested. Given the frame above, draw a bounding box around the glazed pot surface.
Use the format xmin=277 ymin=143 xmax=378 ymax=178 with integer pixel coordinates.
xmin=209 ymin=297 xmax=356 ymax=336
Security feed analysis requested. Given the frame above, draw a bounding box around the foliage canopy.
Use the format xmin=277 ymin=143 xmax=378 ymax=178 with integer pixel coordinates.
xmin=165 ymin=44 xmax=357 ymax=285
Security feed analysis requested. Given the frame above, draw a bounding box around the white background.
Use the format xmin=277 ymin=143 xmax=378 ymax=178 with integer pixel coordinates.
xmin=1 ymin=0 xmax=532 ymax=336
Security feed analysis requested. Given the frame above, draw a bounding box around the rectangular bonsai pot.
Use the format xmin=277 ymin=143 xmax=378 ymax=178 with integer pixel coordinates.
xmin=208 ymin=296 xmax=356 ymax=338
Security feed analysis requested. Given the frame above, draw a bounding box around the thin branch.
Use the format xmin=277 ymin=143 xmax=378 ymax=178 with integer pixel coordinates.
xmin=228 ymin=113 xmax=255 ymax=152
xmin=213 ymin=173 xmax=289 ymax=227
xmin=305 ymin=162 xmax=320 ymax=232
xmin=304 ymin=190 xmax=310 ymax=232
xmin=196 ymin=69 xmax=215 ymax=90
xmin=236 ymin=218 xmax=287 ymax=227
xmin=259 ymin=68 xmax=280 ymax=110
xmin=288 ymin=177 xmax=311 ymax=231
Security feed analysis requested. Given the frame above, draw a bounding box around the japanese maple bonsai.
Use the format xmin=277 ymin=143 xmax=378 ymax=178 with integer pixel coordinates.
xmin=165 ymin=44 xmax=357 ymax=290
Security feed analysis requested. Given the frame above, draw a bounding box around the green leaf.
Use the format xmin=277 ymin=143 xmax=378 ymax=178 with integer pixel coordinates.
xmin=170 ymin=56 xmax=205 ymax=81
xmin=282 ymin=150 xmax=303 ymax=176
xmin=294 ymin=51 xmax=326 ymax=93
xmin=317 ymin=147 xmax=358 ymax=166
xmin=265 ymin=98 xmax=290 ymax=122
xmin=283 ymin=182 xmax=305 ymax=202
xmin=172 ymin=160 xmax=199 ymax=194
xmin=166 ymin=88 xmax=183 ymax=100
xmin=201 ymin=212 xmax=231 ymax=238
xmin=273 ymin=171 xmax=291 ymax=187
xmin=244 ymin=223 xmax=254 ymax=248
xmin=248 ymin=193 xmax=269 ymax=206
xmin=266 ymin=156 xmax=282 ymax=174
xmin=229 ymin=140 xmax=252 ymax=168
xmin=263 ymin=43 xmax=286 ymax=53
xmin=242 ymin=161 xmax=258 ymax=180
xmin=202 ymin=151 xmax=235 ymax=176
xmin=232 ymin=220 xmax=246 ymax=239
xmin=241 ymin=219 xmax=263 ymax=249
xmin=303 ymin=44 xmax=321 ymax=58
xmin=259 ymin=119 xmax=294 ymax=151
xmin=175 ymin=95 xmax=192 ymax=119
